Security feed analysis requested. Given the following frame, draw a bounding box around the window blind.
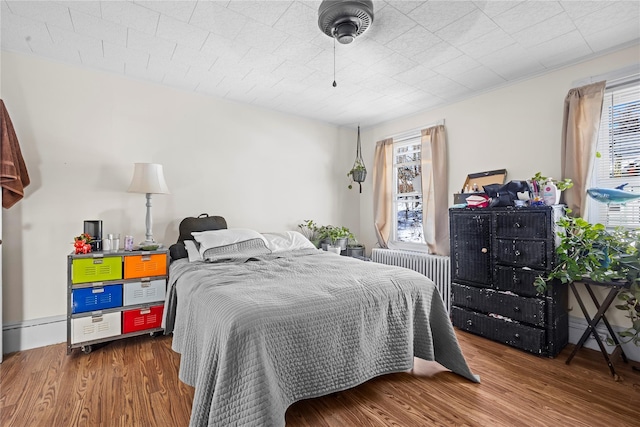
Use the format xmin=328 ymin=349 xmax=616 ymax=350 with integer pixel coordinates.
xmin=590 ymin=80 xmax=640 ymax=228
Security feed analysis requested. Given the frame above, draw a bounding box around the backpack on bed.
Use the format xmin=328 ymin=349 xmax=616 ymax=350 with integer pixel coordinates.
xmin=169 ymin=214 xmax=228 ymax=261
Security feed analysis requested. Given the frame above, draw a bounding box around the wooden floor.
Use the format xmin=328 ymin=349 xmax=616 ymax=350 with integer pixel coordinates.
xmin=1 ymin=330 xmax=639 ymax=427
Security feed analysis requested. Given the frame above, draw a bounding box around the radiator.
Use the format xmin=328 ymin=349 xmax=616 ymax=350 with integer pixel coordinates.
xmin=371 ymin=248 xmax=451 ymax=312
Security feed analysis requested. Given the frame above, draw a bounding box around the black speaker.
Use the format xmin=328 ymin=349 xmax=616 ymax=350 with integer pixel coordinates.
xmin=84 ymin=220 xmax=103 ymax=251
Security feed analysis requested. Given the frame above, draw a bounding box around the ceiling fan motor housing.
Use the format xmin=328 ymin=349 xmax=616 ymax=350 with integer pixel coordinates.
xmin=318 ymin=0 xmax=374 ymax=44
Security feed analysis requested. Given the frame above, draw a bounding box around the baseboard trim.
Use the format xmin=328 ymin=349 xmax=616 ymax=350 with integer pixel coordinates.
xmin=2 ymin=315 xmax=66 ymax=355
xmin=568 ymin=315 xmax=640 ymax=362
xmin=2 ymin=313 xmax=640 ymax=362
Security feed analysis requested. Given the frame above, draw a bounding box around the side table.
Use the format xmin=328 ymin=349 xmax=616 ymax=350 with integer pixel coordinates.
xmin=565 ymin=278 xmax=630 ymax=380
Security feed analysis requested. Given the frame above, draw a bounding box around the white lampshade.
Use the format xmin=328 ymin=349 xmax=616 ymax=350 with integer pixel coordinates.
xmin=127 ymin=163 xmax=170 ymax=194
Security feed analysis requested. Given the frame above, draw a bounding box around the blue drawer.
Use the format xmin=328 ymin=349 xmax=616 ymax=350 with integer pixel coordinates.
xmin=72 ymin=284 xmax=123 ymax=314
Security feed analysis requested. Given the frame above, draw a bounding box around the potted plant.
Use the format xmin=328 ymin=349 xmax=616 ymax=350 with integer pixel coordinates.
xmin=314 ymin=225 xmax=332 ymax=250
xmin=298 ymin=219 xmax=321 ymax=247
xmin=530 ymin=172 xmax=574 ymax=192
xmin=347 ymin=162 xmax=367 ymax=190
xmin=534 ymin=213 xmax=640 ymax=344
xmin=300 ymin=222 xmax=353 ymax=251
xmin=345 ymin=235 xmax=365 ymax=258
xmin=347 ymin=125 xmax=367 ymax=193
xmin=529 ymin=172 xmax=574 ymax=205
xmin=316 ymin=225 xmax=352 ymax=252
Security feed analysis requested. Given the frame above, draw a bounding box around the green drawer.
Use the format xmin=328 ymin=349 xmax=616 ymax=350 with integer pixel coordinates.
xmin=72 ymin=256 xmax=122 ymax=284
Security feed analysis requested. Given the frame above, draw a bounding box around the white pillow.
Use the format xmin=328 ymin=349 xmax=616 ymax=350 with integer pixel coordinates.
xmin=184 ymin=240 xmax=203 ymax=262
xmin=192 ymin=228 xmax=268 ymax=256
xmin=262 ymin=231 xmax=317 ymax=253
xmin=202 ymin=238 xmax=271 ymax=262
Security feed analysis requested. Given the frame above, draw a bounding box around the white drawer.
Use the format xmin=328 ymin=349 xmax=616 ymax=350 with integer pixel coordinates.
xmin=122 ymin=279 xmax=166 ymax=306
xmin=71 ymin=312 xmax=121 ymax=344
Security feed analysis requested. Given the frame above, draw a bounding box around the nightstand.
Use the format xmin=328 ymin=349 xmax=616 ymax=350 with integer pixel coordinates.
xmin=66 ymin=248 xmax=169 ymax=354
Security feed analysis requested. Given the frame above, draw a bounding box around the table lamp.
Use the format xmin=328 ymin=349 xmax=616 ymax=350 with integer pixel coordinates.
xmin=127 ymin=163 xmax=170 ymax=245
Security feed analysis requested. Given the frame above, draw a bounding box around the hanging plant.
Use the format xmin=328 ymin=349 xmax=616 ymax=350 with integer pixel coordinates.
xmin=348 ymin=125 xmax=367 ymax=193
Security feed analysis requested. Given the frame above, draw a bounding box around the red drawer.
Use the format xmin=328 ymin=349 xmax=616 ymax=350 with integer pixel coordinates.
xmin=122 ymin=305 xmax=164 ymax=334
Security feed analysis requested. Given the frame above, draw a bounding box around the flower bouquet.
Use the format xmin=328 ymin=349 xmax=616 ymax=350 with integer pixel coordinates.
xmin=74 ymin=233 xmax=94 ymax=254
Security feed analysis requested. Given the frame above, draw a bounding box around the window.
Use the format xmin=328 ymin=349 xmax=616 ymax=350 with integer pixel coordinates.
xmin=588 ymin=79 xmax=640 ymax=229
xmin=391 ymin=134 xmax=426 ymax=248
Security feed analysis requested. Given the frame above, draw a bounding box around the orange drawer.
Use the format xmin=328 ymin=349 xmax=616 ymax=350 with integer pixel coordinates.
xmin=123 ymin=253 xmax=167 ymax=279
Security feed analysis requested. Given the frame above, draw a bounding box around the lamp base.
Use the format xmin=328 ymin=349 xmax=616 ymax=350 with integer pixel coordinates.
xmin=138 ymin=239 xmax=161 ymax=251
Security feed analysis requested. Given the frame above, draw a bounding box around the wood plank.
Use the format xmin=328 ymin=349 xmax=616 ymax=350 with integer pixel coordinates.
xmin=1 ymin=331 xmax=639 ymax=426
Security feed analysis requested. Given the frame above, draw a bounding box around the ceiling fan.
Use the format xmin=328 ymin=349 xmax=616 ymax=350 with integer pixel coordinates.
xmin=317 ymin=1 xmax=375 ymax=87
xmin=317 ymin=0 xmax=375 ymax=45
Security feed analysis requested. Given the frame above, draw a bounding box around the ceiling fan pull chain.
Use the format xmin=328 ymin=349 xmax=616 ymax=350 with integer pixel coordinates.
xmin=319 ymin=1 xmax=374 ymax=88
xmin=332 ymin=37 xmax=337 ymax=88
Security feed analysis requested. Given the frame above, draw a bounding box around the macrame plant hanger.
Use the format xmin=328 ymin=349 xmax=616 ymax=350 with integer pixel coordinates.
xmin=350 ymin=125 xmax=367 ymax=193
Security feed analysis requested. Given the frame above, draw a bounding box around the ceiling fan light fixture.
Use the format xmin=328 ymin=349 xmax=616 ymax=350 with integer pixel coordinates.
xmin=333 ymin=20 xmax=358 ymax=44
xmin=318 ymin=0 xmax=374 ymax=45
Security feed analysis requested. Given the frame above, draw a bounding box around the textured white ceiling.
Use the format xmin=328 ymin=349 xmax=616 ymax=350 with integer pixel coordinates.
xmin=2 ymin=0 xmax=639 ymax=127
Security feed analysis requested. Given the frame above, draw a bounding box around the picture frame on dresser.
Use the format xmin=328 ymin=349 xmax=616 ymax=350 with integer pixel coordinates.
xmin=66 ymin=248 xmax=169 ymax=354
xmin=449 ymin=205 xmax=568 ymax=357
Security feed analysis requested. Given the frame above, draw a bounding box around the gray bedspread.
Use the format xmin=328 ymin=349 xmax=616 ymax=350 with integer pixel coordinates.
xmin=165 ymin=249 xmax=479 ymax=427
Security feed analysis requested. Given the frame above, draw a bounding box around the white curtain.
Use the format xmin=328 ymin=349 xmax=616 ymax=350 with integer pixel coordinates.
xmin=561 ymin=81 xmax=606 ymax=217
xmin=421 ymin=125 xmax=449 ymax=255
xmin=372 ymin=138 xmax=393 ymax=248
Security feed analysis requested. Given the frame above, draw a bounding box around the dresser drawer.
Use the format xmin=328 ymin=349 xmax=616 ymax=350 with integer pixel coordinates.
xmin=72 ymin=284 xmax=123 ymax=314
xmin=71 ymin=256 xmax=122 ymax=284
xmin=71 ymin=312 xmax=121 ymax=345
xmin=122 ymin=305 xmax=164 ymax=334
xmin=124 ymin=254 xmax=167 ymax=279
xmin=494 ymin=266 xmax=545 ymax=297
xmin=451 ymin=306 xmax=546 ymax=355
xmin=494 ymin=211 xmax=549 ymax=239
xmin=123 ymin=279 xmax=166 ymax=306
xmin=494 ymin=239 xmax=549 ymax=269
xmin=452 ymin=283 xmax=546 ymax=326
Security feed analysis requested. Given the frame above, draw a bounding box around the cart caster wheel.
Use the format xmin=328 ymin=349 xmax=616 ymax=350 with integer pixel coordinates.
xmin=81 ymin=345 xmax=92 ymax=354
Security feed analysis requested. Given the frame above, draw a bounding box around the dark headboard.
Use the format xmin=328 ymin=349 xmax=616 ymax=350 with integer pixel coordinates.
xmin=169 ymin=214 xmax=228 ymax=261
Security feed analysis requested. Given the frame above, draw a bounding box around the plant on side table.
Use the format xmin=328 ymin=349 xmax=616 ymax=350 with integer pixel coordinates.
xmin=323 ymin=226 xmax=353 ymax=253
xmin=534 ymin=213 xmax=640 ymax=345
xmin=298 ymin=219 xmax=320 ymax=247
xmin=346 ymin=236 xmax=365 ymax=258
xmin=298 ymin=221 xmax=354 ymax=253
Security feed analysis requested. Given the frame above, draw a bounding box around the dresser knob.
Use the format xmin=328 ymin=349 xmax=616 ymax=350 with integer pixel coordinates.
xmin=466 ymin=320 xmax=473 ymax=326
xmin=481 ymin=248 xmax=488 ymax=253
xmin=514 ymin=222 xmax=521 ymax=228
xmin=514 ymin=333 xmax=520 ymax=339
xmin=465 ymin=295 xmax=472 ymax=300
xmin=513 ymin=306 xmax=521 ymax=312
xmin=514 ymin=250 xmax=521 ymax=256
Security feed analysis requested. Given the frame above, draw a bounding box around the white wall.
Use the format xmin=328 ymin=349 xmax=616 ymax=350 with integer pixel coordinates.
xmin=1 ymin=51 xmax=359 ymax=328
xmin=359 ymin=44 xmax=640 ymax=329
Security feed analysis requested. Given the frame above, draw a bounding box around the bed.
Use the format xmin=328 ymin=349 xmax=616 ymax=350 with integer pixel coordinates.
xmin=163 ymin=216 xmax=479 ymax=427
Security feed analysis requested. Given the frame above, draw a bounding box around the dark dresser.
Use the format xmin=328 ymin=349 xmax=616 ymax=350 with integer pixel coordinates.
xmin=449 ymin=206 xmax=568 ymax=357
